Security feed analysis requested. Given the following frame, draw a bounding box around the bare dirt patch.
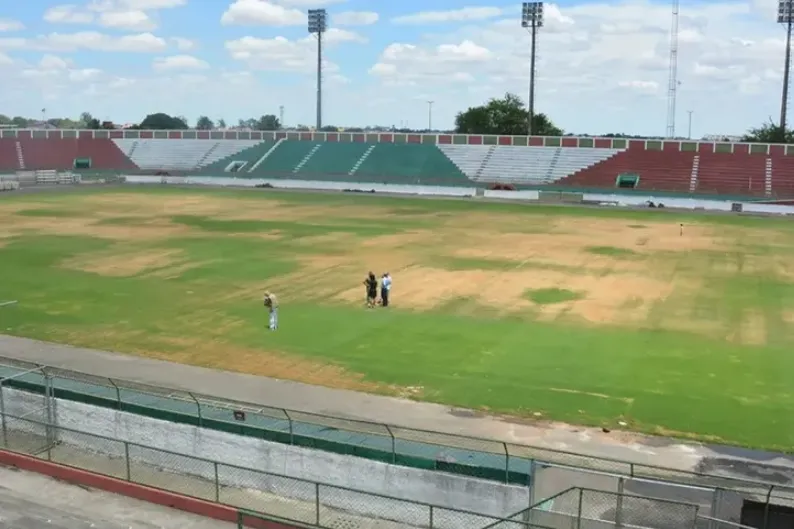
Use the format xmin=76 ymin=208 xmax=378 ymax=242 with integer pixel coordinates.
xmin=63 ymin=249 xmax=184 ymax=277
xmin=727 ymin=310 xmax=767 ymax=346
xmin=1 ymin=211 xmax=190 ymax=241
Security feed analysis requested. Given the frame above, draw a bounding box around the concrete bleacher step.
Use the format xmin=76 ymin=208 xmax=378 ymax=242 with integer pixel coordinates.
xmin=293 ymin=144 xmax=321 ymax=173
xmin=349 ymin=145 xmax=376 ymax=175
xmin=690 ymin=155 xmax=699 ymax=193
xmin=474 ymin=146 xmax=495 ymax=180
xmin=197 ymin=142 xmax=220 ymax=166
xmin=248 ymin=138 xmax=284 ymax=173
xmin=127 ymin=140 xmax=139 ymax=159
xmin=15 ymin=141 xmax=24 ymax=170
xmin=766 ymin=158 xmax=773 ymax=196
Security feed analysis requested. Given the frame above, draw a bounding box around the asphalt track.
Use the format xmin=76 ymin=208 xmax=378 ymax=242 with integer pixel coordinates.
xmin=0 ymin=465 xmax=233 ymax=529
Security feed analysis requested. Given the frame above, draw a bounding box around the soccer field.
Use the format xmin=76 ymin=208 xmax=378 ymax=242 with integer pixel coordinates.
xmin=1 ymin=187 xmax=793 ymax=451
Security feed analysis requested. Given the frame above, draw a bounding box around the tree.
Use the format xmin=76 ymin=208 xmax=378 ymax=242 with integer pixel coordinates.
xmin=320 ymin=125 xmax=338 ymax=132
xmin=454 ymin=93 xmax=563 ymax=136
xmin=80 ymin=111 xmax=101 ymax=129
xmin=137 ymin=113 xmax=188 ymax=129
xmin=217 ymin=118 xmax=227 ymax=129
xmin=196 ymin=116 xmax=214 ymax=130
xmin=742 ymin=120 xmax=794 ymax=144
xmin=255 ymin=114 xmax=280 ymax=131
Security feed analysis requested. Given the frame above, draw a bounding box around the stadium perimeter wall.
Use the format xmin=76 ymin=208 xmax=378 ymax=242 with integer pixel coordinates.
xmin=126 ymin=175 xmax=794 ymax=215
xmin=5 ymin=388 xmax=529 ymax=524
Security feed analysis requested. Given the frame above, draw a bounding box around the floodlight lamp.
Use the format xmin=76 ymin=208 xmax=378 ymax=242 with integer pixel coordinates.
xmin=308 ymin=8 xmax=327 ymax=34
xmin=521 ymin=2 xmax=544 ymax=28
xmin=779 ymin=0 xmax=794 ymax=23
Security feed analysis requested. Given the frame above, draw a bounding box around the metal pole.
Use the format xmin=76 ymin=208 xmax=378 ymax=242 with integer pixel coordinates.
xmin=317 ymin=31 xmax=323 ymax=132
xmin=781 ymin=18 xmax=792 ymax=133
xmin=528 ymin=19 xmax=537 ymax=136
xmin=0 ymin=381 xmax=7 ymax=448
xmin=687 ymin=110 xmax=693 ymax=139
xmin=428 ymin=101 xmax=433 ymax=130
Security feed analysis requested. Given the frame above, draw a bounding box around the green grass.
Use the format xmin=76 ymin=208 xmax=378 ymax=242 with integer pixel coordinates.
xmin=3 ymin=187 xmax=794 ymax=451
xmin=586 ymin=246 xmax=640 ymax=258
xmin=525 ymin=288 xmax=583 ymax=304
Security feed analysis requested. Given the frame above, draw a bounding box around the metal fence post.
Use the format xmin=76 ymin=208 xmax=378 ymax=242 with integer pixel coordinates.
xmin=124 ymin=442 xmax=131 ymax=481
xmin=762 ymin=486 xmax=774 ymax=529
xmin=108 ymin=378 xmax=121 ymax=410
xmin=284 ymin=409 xmax=294 ymax=445
xmin=429 ymin=505 xmax=434 ymax=529
xmin=709 ymin=488 xmax=721 ymax=529
xmin=214 ymin=462 xmax=220 ymax=502
xmin=503 ymin=442 xmax=509 ymax=484
xmin=527 ymin=458 xmax=537 ymax=527
xmin=189 ymin=392 xmax=202 ymax=427
xmin=315 ymin=482 xmax=320 ymax=526
xmin=576 ymin=488 xmax=584 ymax=529
xmin=385 ymin=424 xmax=395 ymax=464
xmin=616 ymin=477 xmax=625 ymax=527
xmin=0 ymin=381 xmax=7 ymax=448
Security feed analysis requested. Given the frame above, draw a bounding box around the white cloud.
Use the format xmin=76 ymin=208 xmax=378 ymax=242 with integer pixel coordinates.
xmin=170 ymin=37 xmax=196 ymax=51
xmin=369 ymin=41 xmax=493 ymax=85
xmin=392 ymin=7 xmax=503 ymax=25
xmin=0 ymin=32 xmax=167 ymax=52
xmin=153 ymin=54 xmax=210 ymax=71
xmin=0 ymin=19 xmax=25 ymax=31
xmin=44 ymin=5 xmax=95 ymax=24
xmin=97 ymin=10 xmax=156 ymax=30
xmin=226 ymin=28 xmax=365 ymax=73
xmin=334 ymin=11 xmax=379 ymax=26
xmin=221 ymin=0 xmax=305 ymax=26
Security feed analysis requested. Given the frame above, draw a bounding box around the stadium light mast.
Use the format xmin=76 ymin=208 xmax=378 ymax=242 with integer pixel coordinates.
xmin=308 ymin=9 xmax=327 ymax=131
xmin=665 ymin=0 xmax=680 ymax=138
xmin=427 ymin=100 xmax=434 ymax=130
xmin=521 ymin=2 xmax=543 ymax=136
xmin=779 ymin=0 xmax=793 ymax=133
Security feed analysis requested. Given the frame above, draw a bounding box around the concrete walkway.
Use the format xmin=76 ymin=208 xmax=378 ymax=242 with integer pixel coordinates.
xmin=0 ymin=334 xmax=792 ymax=484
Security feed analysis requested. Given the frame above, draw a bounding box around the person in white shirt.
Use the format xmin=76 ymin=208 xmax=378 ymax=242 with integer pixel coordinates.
xmin=264 ymin=291 xmax=278 ymax=330
xmin=380 ymin=273 xmax=392 ymax=307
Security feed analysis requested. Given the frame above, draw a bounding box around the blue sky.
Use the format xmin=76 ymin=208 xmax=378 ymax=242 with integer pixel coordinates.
xmin=0 ymin=0 xmax=787 ymax=137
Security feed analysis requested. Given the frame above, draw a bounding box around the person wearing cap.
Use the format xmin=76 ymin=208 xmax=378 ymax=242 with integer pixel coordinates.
xmin=264 ymin=291 xmax=278 ymax=330
xmin=380 ymin=273 xmax=392 ymax=307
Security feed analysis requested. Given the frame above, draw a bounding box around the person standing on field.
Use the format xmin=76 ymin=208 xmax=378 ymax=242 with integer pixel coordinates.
xmin=381 ymin=273 xmax=392 ymax=307
xmin=364 ymin=272 xmax=378 ymax=308
xmin=264 ymin=291 xmax=278 ymax=330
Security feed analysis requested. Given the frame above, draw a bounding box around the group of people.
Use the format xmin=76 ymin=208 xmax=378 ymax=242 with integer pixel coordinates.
xmin=263 ymin=272 xmax=392 ymax=332
xmin=364 ymin=271 xmax=392 ymax=308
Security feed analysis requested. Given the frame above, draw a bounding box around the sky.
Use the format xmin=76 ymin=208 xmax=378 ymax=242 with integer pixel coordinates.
xmin=0 ymin=0 xmax=787 ymax=137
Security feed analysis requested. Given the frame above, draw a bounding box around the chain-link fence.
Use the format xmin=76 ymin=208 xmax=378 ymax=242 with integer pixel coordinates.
xmin=2 ymin=355 xmax=794 ymax=529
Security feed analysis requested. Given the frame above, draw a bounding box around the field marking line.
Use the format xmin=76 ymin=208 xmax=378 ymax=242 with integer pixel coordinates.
xmin=0 ymin=300 xmax=18 ymax=307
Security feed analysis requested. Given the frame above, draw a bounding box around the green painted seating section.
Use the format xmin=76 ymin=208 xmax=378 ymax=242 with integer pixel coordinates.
xmin=297 ymin=142 xmax=369 ymax=175
xmin=356 ymin=144 xmax=468 ymax=185
xmin=195 ymin=141 xmax=274 ymax=175
xmin=254 ymin=141 xmax=317 ymax=174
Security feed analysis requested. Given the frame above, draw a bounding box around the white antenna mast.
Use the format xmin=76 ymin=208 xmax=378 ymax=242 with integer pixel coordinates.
xmin=665 ymin=0 xmax=680 ymax=138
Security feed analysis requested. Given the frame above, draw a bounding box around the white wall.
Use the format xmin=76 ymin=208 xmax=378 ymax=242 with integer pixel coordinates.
xmin=123 ymin=175 xmax=794 ymax=216
xmin=3 ymin=388 xmax=528 ymax=527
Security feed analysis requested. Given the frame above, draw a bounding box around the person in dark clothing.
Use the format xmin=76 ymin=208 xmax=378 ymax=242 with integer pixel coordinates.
xmin=364 ymin=272 xmax=378 ymax=308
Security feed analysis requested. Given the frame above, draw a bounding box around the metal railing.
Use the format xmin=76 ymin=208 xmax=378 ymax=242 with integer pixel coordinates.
xmin=1 ymin=356 xmax=793 ymax=529
xmin=1 ymin=412 xmax=550 ymax=529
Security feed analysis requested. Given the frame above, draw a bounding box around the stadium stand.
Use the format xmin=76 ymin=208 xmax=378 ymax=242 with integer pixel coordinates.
xmin=440 ymin=145 xmax=623 ymax=184
xmin=696 ymin=148 xmax=767 ymax=196
xmin=18 ymin=139 xmax=136 ymax=171
xmin=113 ymin=139 xmax=261 ymax=170
xmin=558 ymin=142 xmax=695 ymax=192
xmin=0 ymin=130 xmax=788 ymax=197
xmin=354 ymin=143 xmax=468 ymax=185
xmin=0 ymin=139 xmax=19 ymax=171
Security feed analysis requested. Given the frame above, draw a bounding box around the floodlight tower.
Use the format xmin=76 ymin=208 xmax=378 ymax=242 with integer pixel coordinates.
xmin=779 ymin=0 xmax=793 ymax=132
xmin=665 ymin=0 xmax=680 ymax=138
xmin=308 ymin=9 xmax=327 ymax=131
xmin=521 ymin=2 xmax=543 ymax=136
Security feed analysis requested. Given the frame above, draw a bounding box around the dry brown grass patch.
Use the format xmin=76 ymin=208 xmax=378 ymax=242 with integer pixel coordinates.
xmin=63 ymin=248 xmax=184 ymax=277
xmin=726 ymin=310 xmax=767 ymax=346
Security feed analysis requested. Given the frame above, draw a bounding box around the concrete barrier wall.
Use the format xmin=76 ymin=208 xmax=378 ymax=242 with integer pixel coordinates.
xmin=5 ymin=388 xmax=528 ymax=527
xmin=122 ymin=175 xmax=794 ymax=215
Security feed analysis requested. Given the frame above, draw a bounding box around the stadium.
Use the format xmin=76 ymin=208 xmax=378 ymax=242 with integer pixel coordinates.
xmin=3 ymin=1 xmax=794 ymax=529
